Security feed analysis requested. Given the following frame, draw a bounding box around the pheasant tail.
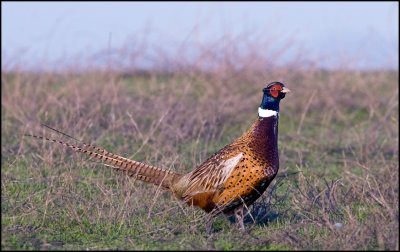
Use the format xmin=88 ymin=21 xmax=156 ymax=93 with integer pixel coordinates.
xmin=25 ymin=134 xmax=181 ymax=189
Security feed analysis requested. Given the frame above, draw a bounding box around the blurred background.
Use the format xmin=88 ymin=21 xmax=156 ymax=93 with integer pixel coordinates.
xmin=2 ymin=2 xmax=399 ymax=250
xmin=2 ymin=2 xmax=399 ymax=72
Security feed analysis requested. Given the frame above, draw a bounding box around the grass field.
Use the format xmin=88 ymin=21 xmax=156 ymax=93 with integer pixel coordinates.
xmin=1 ymin=66 xmax=399 ymax=250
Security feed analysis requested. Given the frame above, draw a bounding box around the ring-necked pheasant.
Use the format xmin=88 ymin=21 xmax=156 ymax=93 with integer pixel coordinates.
xmin=26 ymin=81 xmax=290 ymax=232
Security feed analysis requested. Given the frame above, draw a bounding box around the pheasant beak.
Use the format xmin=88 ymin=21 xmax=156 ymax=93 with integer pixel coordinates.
xmin=281 ymin=87 xmax=291 ymax=93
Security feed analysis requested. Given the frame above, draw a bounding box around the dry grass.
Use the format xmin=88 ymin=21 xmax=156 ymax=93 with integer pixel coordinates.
xmin=1 ymin=41 xmax=399 ymax=250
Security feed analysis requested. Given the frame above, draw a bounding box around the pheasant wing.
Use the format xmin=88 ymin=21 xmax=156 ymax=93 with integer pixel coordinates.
xmin=181 ymin=144 xmax=244 ymax=199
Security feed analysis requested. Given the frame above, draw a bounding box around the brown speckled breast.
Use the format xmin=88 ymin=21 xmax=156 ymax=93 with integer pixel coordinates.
xmin=211 ymin=116 xmax=280 ymax=213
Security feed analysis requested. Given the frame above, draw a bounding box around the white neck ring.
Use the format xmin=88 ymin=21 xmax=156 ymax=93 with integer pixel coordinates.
xmin=258 ymin=107 xmax=278 ymax=117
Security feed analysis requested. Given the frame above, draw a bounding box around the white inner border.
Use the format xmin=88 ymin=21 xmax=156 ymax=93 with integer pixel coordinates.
xmin=258 ymin=107 xmax=278 ymax=117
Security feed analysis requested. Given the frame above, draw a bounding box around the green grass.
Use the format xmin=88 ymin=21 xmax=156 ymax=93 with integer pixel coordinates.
xmin=1 ymin=68 xmax=398 ymax=250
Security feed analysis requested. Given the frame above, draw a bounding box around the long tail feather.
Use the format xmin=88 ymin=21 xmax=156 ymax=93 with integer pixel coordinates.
xmin=40 ymin=123 xmax=135 ymax=164
xmin=25 ymin=133 xmax=181 ymax=190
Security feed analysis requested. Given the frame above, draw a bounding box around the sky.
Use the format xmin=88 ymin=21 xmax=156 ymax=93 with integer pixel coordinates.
xmin=2 ymin=2 xmax=399 ymax=71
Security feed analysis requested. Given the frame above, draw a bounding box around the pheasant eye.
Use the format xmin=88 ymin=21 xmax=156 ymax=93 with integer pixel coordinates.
xmin=270 ymin=86 xmax=279 ymax=97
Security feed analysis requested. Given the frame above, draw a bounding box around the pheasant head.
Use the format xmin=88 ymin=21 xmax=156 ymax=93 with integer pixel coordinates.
xmin=259 ymin=81 xmax=290 ymax=117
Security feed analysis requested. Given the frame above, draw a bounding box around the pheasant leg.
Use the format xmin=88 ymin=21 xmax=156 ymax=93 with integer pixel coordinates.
xmin=234 ymin=205 xmax=245 ymax=231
